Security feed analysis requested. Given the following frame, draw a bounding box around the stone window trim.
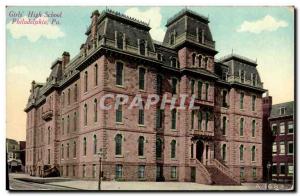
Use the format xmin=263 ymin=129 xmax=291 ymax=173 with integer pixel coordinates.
xmin=94 ymin=63 xmax=98 ymax=87
xmin=197 ymin=54 xmax=203 ymax=68
xmin=221 ymin=115 xmax=227 ymax=136
xmin=191 ymin=53 xmax=196 ymax=66
xmin=84 ymin=71 xmax=88 ymax=93
xmin=239 ymin=117 xmax=245 ymax=137
xmin=239 ymin=144 xmax=244 ymax=162
xmin=137 ymin=65 xmax=147 ymax=91
xmin=251 ymin=94 xmax=256 ymax=112
xmin=115 ymin=60 xmax=125 ymax=88
xmin=239 ymin=91 xmax=245 ymax=110
xmin=138 ymin=136 xmax=145 ymax=157
xmin=251 ymin=146 xmax=256 ymax=162
xmin=114 ymin=132 xmax=125 ymax=157
xmin=251 ymin=119 xmax=256 ymax=138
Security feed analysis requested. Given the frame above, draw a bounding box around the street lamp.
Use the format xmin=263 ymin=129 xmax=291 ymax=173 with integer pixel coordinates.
xmin=267 ymin=162 xmax=271 ymax=190
xmin=98 ymin=148 xmax=103 ymax=191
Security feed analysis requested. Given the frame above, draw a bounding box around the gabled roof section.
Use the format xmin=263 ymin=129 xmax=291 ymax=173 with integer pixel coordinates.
xmin=270 ymin=101 xmax=294 ymax=119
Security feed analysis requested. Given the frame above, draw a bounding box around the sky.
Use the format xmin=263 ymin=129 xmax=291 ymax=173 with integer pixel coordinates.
xmin=6 ymin=6 xmax=294 ymax=141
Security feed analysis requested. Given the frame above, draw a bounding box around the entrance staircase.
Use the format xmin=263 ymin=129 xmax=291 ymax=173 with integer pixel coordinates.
xmin=195 ymin=159 xmax=240 ymax=185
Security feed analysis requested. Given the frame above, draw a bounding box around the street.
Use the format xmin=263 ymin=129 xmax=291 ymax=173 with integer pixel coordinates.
xmin=8 ymin=174 xmax=76 ymax=191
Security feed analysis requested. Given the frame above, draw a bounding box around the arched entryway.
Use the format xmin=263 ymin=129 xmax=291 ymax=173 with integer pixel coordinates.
xmin=196 ymin=140 xmax=204 ymax=162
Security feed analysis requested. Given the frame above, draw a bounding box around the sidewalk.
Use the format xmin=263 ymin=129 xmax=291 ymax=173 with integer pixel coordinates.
xmin=10 ymin=173 xmax=294 ymax=191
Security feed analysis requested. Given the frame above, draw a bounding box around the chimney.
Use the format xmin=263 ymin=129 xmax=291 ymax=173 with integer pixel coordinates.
xmin=62 ymin=51 xmax=70 ymax=68
xmin=90 ymin=10 xmax=100 ymax=42
xmin=31 ymin=80 xmax=35 ymax=94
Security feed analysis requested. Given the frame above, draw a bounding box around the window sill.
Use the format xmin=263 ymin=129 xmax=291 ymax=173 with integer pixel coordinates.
xmin=138 ymin=124 xmax=145 ymax=127
xmin=116 ymin=122 xmax=124 ymax=125
xmin=139 ymin=156 xmax=146 ymax=159
xmin=115 ymin=155 xmax=124 ymax=158
xmin=115 ymin=85 xmax=125 ymax=89
xmin=171 ymin=129 xmax=177 ymax=132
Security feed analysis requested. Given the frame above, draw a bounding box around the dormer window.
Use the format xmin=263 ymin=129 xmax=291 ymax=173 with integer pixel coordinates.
xmin=222 ymin=71 xmax=228 ymax=81
xmin=252 ymin=74 xmax=256 ymax=86
xmin=116 ymin=31 xmax=124 ymax=50
xmin=139 ymin=39 xmax=146 ymax=56
xmin=157 ymin=53 xmax=162 ymax=61
xmin=240 ymin=70 xmax=245 ymax=83
xmin=170 ymin=33 xmax=175 ymax=45
xmin=280 ymin=107 xmax=286 ymax=115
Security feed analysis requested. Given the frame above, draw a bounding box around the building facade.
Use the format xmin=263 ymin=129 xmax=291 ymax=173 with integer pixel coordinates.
xmin=6 ymin=138 xmax=24 ymax=172
xmin=262 ymin=98 xmax=294 ymax=183
xmin=25 ymin=9 xmax=265 ymax=184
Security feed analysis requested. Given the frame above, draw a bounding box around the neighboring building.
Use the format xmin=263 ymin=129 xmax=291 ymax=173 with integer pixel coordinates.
xmin=262 ymin=98 xmax=294 ymax=183
xmin=6 ymin=138 xmax=22 ymax=172
xmin=19 ymin=141 xmax=26 ymax=167
xmin=24 ymin=8 xmax=266 ymax=184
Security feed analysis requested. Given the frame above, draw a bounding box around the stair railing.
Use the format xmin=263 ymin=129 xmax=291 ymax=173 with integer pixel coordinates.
xmin=195 ymin=159 xmax=212 ymax=184
xmin=212 ymin=159 xmax=240 ymax=184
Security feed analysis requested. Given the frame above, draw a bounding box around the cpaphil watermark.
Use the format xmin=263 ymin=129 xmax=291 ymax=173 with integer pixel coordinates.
xmin=98 ymin=93 xmax=199 ymax=111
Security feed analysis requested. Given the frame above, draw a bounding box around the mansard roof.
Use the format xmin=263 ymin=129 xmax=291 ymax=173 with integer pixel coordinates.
xmin=163 ymin=8 xmax=215 ymax=50
xmin=270 ymin=101 xmax=294 ymax=119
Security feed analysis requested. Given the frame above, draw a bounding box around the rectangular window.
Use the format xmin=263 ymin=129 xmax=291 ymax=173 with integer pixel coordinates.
xmin=272 ymin=164 xmax=277 ymax=175
xmin=272 ymin=124 xmax=278 ymax=135
xmin=191 ymin=110 xmax=194 ymax=129
xmin=280 ymin=164 xmax=286 ymax=175
xmin=171 ymin=109 xmax=177 ymax=129
xmin=93 ymin=164 xmax=96 ymax=178
xmin=82 ymin=165 xmax=86 ymax=177
xmin=205 ymin=83 xmax=209 ymax=100
xmin=190 ymin=79 xmax=195 ymax=95
xmin=252 ymin=95 xmax=256 ymax=111
xmin=288 ymin=122 xmax=293 ymax=134
xmin=138 ymin=109 xmax=144 ymax=125
xmin=171 ymin=78 xmax=177 ymax=95
xmin=139 ymin=67 xmax=145 ymax=90
xmin=240 ymin=167 xmax=245 ymax=179
xmin=280 ymin=123 xmax=285 ymax=135
xmin=197 ymin=81 xmax=202 ymax=99
xmin=272 ymin=142 xmax=277 ymax=154
xmin=47 ymin=149 xmax=50 ymax=164
xmin=138 ymin=165 xmax=145 ymax=179
xmin=288 ymin=165 xmax=294 ymax=176
xmin=240 ymin=93 xmax=244 ymax=109
xmin=288 ymin=142 xmax=293 ymax=154
xmin=156 ymin=109 xmax=164 ymax=128
xmin=171 ymin=166 xmax=177 ymax=179
xmin=115 ymin=164 xmax=123 ymax=178
xmin=222 ymin=90 xmax=228 ymax=107
xmin=252 ymin=120 xmax=256 ymax=137
xmin=280 ymin=142 xmax=285 ymax=155
xmin=116 ymin=105 xmax=122 ymax=123
xmin=252 ymin=167 xmax=257 ymax=178
xmin=66 ymin=165 xmax=69 ymax=176
xmin=73 ymin=165 xmax=75 ymax=176
xmin=116 ymin=62 xmax=123 ymax=86
xmin=157 ymin=75 xmax=163 ymax=95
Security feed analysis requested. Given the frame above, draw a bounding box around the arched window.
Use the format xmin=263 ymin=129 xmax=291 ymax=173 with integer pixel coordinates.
xmin=198 ymin=55 xmax=202 ymax=67
xmin=67 ymin=88 xmax=71 ymax=105
xmin=222 ymin=144 xmax=226 ymax=161
xmin=67 ymin=143 xmax=70 ymax=158
xmin=192 ymin=53 xmax=196 ymax=65
xmin=93 ymin=135 xmax=97 ymax=155
xmin=204 ymin=57 xmax=209 ymax=69
xmin=240 ymin=145 xmax=244 ymax=161
xmin=84 ymin=104 xmax=87 ymax=126
xmin=205 ymin=111 xmax=209 ymax=131
xmin=171 ymin=140 xmax=176 ymax=158
xmin=251 ymin=146 xmax=256 ymax=162
xmin=222 ymin=116 xmax=227 ymax=135
xmin=67 ymin=115 xmax=70 ymax=133
xmin=156 ymin=138 xmax=162 ymax=158
xmin=240 ymin=70 xmax=245 ymax=83
xmin=171 ymin=109 xmax=177 ymax=129
xmin=115 ymin=134 xmax=122 ymax=155
xmin=73 ymin=112 xmax=77 ymax=132
xmin=240 ymin=118 xmax=244 ymax=136
xmin=74 ymin=84 xmax=77 ymax=102
xmin=139 ymin=39 xmax=145 ymax=55
xmin=94 ymin=64 xmax=98 ymax=86
xmin=84 ymin=71 xmax=88 ymax=92
xmin=73 ymin=141 xmax=76 ymax=157
xmin=62 ymin=118 xmax=64 ymax=135
xmin=83 ymin=137 xmax=87 ymax=156
xmin=62 ymin=92 xmax=65 ymax=106
xmin=205 ymin=83 xmax=209 ymax=100
xmin=61 ymin=144 xmax=64 ymax=158
xmin=94 ymin=99 xmax=98 ymax=122
xmin=138 ymin=136 xmax=145 ymax=156
xmin=252 ymin=120 xmax=256 ymax=137
xmin=198 ymin=111 xmax=202 ymax=130
xmin=48 ymin=127 xmax=51 ymax=144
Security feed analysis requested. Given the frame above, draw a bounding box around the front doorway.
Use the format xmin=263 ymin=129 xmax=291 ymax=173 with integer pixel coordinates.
xmin=191 ymin=167 xmax=196 ymax=182
xmin=196 ymin=140 xmax=204 ymax=162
